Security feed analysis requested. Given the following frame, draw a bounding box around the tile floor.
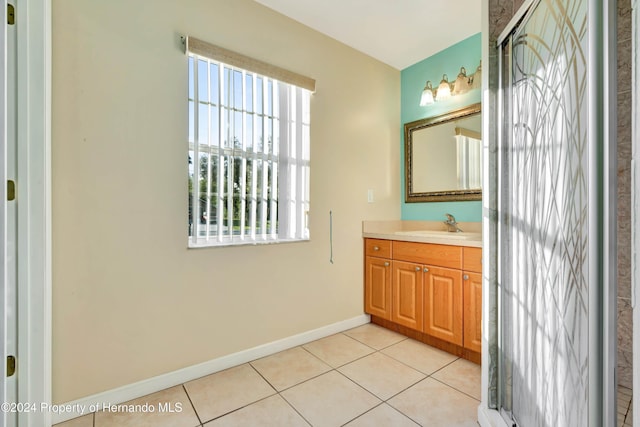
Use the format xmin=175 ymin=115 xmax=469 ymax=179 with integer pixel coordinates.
xmin=54 ymin=323 xmax=481 ymax=427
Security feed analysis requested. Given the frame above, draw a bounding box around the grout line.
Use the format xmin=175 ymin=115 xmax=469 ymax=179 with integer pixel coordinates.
xmin=373 ymin=337 xmax=410 ymax=351
xmin=199 ymin=394 xmax=278 ymax=425
xmin=385 ymin=399 xmax=423 ymax=427
xmin=345 ymin=338 xmax=379 ymax=352
xmin=323 ymin=352 xmax=373 ymax=370
xmin=277 ymin=392 xmax=313 ymax=426
xmin=309 ymin=339 xmax=379 ymax=370
xmin=338 ymin=401 xmax=420 ymax=427
xmin=339 ymin=402 xmax=387 ymax=426
xmin=430 ymin=376 xmax=481 ymax=402
xmin=380 ymin=374 xmax=427 ymax=403
xmin=341 ymin=325 xmax=409 ymax=351
xmin=379 ymin=345 xmax=459 ymax=377
xmin=272 ymin=369 xmax=333 ymax=394
xmin=298 ymin=343 xmax=339 ymax=369
xmin=338 ymin=331 xmax=379 ymax=351
xmin=182 ymin=384 xmax=203 ymax=426
xmin=332 ymin=363 xmax=384 ymax=401
xmin=247 ymin=361 xmax=280 ymax=394
xmin=248 ymin=348 xmax=333 ymax=395
xmin=427 ymin=356 xmax=461 ymax=377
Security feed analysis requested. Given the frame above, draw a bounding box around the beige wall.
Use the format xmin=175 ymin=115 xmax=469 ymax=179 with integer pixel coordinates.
xmin=52 ymin=0 xmax=400 ymax=403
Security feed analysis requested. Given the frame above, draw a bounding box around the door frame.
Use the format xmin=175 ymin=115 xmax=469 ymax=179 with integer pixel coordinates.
xmin=1 ymin=0 xmax=9 ymax=422
xmin=13 ymin=0 xmax=51 ymax=426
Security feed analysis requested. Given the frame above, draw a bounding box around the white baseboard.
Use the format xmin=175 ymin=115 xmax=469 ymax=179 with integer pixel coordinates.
xmin=51 ymin=314 xmax=371 ymax=425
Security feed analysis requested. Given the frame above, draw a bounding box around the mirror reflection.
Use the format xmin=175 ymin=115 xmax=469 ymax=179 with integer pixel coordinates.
xmin=405 ymin=103 xmax=482 ymax=202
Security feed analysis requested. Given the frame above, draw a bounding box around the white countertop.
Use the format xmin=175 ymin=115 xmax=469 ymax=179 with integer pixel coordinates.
xmin=363 ymin=220 xmax=482 ymax=248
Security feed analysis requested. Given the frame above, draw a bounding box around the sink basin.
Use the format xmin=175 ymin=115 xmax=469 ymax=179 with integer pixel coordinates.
xmin=394 ymin=230 xmax=482 ymax=240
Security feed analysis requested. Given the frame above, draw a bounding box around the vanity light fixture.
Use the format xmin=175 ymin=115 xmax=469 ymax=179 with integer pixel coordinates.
xmin=470 ymin=61 xmax=482 ymax=90
xmin=452 ymin=67 xmax=471 ymax=95
xmin=435 ymin=74 xmax=452 ymax=101
xmin=419 ymin=61 xmax=481 ymax=106
xmin=420 ymin=81 xmax=435 ymax=106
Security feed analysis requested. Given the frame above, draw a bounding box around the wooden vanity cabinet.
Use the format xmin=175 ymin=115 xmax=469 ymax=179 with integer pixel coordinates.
xmin=364 ymin=237 xmax=482 ymax=362
xmin=364 ymin=239 xmax=392 ymax=320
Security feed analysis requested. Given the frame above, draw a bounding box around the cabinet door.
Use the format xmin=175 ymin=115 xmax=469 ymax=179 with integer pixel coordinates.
xmin=392 ymin=261 xmax=423 ymax=331
xmin=463 ymin=271 xmax=482 ymax=352
xmin=424 ymin=266 xmax=463 ymax=345
xmin=364 ymin=256 xmax=391 ymax=320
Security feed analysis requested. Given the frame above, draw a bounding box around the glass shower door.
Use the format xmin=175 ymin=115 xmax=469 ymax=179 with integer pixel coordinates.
xmin=496 ymin=0 xmax=615 ymax=425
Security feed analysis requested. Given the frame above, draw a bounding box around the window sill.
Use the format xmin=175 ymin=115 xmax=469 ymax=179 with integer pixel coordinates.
xmin=187 ymin=237 xmax=310 ymax=249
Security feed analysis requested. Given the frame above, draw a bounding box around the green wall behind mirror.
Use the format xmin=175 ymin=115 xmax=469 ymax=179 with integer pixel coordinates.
xmin=400 ymin=33 xmax=481 ymax=222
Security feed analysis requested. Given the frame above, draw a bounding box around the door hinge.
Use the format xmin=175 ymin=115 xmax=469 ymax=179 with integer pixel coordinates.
xmin=7 ymin=180 xmax=15 ymax=201
xmin=7 ymin=356 xmax=15 ymax=377
xmin=7 ymin=4 xmax=15 ymax=25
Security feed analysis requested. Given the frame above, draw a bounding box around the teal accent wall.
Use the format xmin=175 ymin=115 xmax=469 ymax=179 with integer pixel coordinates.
xmin=401 ymin=33 xmax=482 ymax=222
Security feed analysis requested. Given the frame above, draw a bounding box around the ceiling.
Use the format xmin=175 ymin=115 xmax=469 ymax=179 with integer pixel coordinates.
xmin=254 ymin=0 xmax=482 ymax=70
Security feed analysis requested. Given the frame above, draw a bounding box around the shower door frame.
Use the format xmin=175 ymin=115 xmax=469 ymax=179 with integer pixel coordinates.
xmin=479 ymin=0 xmax=618 ymax=425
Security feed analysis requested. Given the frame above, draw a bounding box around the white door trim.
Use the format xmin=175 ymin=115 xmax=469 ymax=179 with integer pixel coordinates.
xmin=14 ymin=0 xmax=51 ymax=425
xmin=0 ymin=0 xmax=9 ymax=424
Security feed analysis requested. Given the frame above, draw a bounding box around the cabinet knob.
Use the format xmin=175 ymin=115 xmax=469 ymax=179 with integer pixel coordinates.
xmin=415 ymin=266 xmax=421 ymax=272
xmin=423 ymin=267 xmax=429 ymax=273
xmin=384 ymin=262 xmax=390 ymax=267
xmin=373 ymin=246 xmax=380 ymax=251
xmin=463 ymin=274 xmax=469 ymax=280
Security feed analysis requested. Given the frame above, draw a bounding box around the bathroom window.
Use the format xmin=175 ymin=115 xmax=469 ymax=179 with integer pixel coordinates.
xmin=187 ymin=40 xmax=312 ymax=247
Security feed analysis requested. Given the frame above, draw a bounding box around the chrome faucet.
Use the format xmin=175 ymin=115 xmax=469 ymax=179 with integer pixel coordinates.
xmin=444 ymin=213 xmax=463 ymax=233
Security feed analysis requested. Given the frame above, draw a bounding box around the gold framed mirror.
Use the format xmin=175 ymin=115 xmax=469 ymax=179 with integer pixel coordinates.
xmin=405 ymin=103 xmax=482 ymax=202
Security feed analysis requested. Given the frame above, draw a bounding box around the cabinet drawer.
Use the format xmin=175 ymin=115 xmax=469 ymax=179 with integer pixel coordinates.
xmin=463 ymin=247 xmax=482 ymax=273
xmin=392 ymin=241 xmax=462 ymax=269
xmin=365 ymin=239 xmax=392 ymax=258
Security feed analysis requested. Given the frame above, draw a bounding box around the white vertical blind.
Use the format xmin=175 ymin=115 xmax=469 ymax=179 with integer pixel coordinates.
xmin=187 ymin=51 xmax=310 ymax=247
